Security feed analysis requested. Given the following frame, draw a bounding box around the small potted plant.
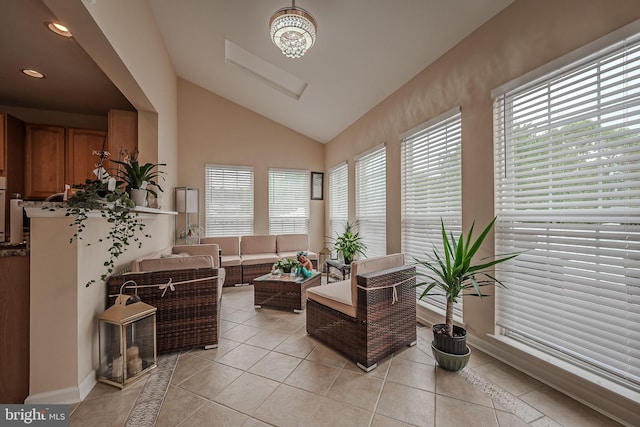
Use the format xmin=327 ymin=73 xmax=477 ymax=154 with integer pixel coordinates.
xmin=273 ymin=258 xmax=299 ymax=274
xmin=331 ymin=221 xmax=367 ymax=264
xmin=112 ymin=152 xmax=165 ymax=207
xmin=413 ymin=217 xmax=518 ymax=371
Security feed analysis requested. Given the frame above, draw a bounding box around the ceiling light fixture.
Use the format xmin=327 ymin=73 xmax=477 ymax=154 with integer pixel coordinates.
xmin=21 ymin=69 xmax=45 ymax=79
xmin=47 ymin=22 xmax=72 ymax=37
xmin=269 ymin=0 xmax=316 ymax=59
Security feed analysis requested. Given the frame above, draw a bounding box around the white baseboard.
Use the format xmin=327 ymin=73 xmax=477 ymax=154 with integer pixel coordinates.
xmin=79 ymin=370 xmax=97 ymax=401
xmin=25 ymin=371 xmax=97 ymax=405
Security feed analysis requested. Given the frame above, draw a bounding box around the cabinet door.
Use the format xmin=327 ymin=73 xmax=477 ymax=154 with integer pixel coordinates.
xmin=65 ymin=128 xmax=108 ymax=186
xmin=25 ymin=125 xmax=65 ymax=199
xmin=108 ymin=109 xmax=137 ymax=163
xmin=0 ymin=113 xmax=5 ymax=174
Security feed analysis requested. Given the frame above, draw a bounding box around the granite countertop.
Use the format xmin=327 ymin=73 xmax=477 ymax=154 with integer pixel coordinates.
xmin=0 ymin=243 xmax=29 ymax=257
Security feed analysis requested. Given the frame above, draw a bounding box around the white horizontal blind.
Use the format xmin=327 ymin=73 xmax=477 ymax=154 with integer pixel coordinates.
xmin=204 ymin=165 xmax=254 ymax=236
xmin=329 ymin=163 xmax=348 ymax=247
xmin=494 ymin=33 xmax=640 ymax=387
xmin=401 ymin=109 xmax=462 ymax=317
xmin=356 ymin=145 xmax=386 ymax=258
xmin=269 ymin=169 xmax=309 ymax=234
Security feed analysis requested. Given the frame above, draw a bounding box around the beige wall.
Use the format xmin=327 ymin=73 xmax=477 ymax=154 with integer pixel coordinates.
xmin=325 ymin=0 xmax=640 ymax=332
xmin=26 ymin=209 xmax=173 ymax=403
xmin=177 ymin=79 xmax=325 ymax=252
xmin=323 ymin=0 xmax=640 ymax=423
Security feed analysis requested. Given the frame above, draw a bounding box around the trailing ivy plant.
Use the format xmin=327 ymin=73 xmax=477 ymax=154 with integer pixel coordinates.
xmin=65 ymin=179 xmax=150 ymax=286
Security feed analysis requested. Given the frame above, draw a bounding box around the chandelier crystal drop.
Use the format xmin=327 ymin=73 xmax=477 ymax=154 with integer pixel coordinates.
xmin=269 ymin=1 xmax=317 ymax=59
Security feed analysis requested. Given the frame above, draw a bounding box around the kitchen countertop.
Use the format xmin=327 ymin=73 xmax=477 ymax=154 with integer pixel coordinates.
xmin=0 ymin=243 xmax=29 ymax=257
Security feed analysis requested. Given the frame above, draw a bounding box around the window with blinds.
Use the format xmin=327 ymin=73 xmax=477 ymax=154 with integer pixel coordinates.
xmin=356 ymin=145 xmax=386 ymax=258
xmin=329 ymin=163 xmax=348 ymax=245
xmin=401 ymin=108 xmax=462 ymax=316
xmin=269 ymin=169 xmax=310 ymax=234
xmin=494 ymin=27 xmax=640 ymax=388
xmin=204 ymin=165 xmax=254 ymax=236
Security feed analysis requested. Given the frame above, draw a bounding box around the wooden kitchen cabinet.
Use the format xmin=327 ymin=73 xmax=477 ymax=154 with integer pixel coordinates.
xmin=25 ymin=125 xmax=65 ymax=199
xmin=108 ymin=109 xmax=137 ymax=162
xmin=0 ymin=254 xmax=30 ymax=403
xmin=26 ymin=125 xmax=109 ymax=198
xmin=65 ymin=128 xmax=107 ymax=186
xmin=0 ymin=113 xmax=5 ymax=174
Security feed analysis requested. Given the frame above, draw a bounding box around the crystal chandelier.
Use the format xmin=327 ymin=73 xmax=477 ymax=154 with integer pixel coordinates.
xmin=269 ymin=0 xmax=317 ymax=59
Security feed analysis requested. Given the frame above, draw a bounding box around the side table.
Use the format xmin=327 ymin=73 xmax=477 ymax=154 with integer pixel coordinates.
xmin=326 ymin=259 xmax=351 ymax=283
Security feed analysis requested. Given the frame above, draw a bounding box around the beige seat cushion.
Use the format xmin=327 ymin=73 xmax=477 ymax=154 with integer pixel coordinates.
xmin=276 ymin=234 xmax=308 ymax=252
xmin=220 ymin=255 xmax=242 ymax=267
xmin=173 ymin=244 xmax=220 ymax=268
xmin=241 ymin=235 xmax=277 ymax=255
xmin=200 ymin=236 xmax=240 ymax=256
xmin=138 ymin=254 xmax=214 ymax=272
xmin=307 ymin=279 xmax=355 ymax=317
xmin=277 ymin=251 xmax=318 ymax=261
xmin=240 ymin=253 xmax=279 ymax=266
xmin=130 ymin=247 xmax=172 ymax=272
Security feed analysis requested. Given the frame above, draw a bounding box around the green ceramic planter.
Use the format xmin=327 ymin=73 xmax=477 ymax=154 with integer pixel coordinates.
xmin=431 ymin=341 xmax=471 ymax=371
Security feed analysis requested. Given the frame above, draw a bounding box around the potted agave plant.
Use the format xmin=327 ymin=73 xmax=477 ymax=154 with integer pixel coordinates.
xmin=413 ymin=217 xmax=517 ymax=371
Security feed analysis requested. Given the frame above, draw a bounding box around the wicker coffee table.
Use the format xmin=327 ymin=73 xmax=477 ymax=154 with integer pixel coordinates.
xmin=253 ymin=271 xmax=321 ymax=313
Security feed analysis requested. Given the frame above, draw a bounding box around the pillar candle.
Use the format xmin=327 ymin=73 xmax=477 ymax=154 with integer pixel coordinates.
xmin=126 ymin=345 xmax=139 ymax=360
xmin=112 ymin=356 xmax=123 ymax=380
xmin=128 ymin=358 xmax=142 ymax=376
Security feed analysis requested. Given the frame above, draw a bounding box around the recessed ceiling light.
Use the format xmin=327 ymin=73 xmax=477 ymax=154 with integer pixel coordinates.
xmin=47 ymin=22 xmax=72 ymax=37
xmin=21 ymin=69 xmax=45 ymax=79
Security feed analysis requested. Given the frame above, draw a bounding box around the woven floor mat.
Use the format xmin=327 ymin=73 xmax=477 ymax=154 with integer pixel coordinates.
xmin=125 ymin=352 xmax=179 ymax=427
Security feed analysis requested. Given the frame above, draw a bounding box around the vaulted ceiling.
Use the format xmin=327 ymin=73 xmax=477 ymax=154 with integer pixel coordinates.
xmin=1 ymin=0 xmax=515 ymax=142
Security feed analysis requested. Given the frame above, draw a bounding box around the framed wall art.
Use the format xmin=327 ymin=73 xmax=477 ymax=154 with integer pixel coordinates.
xmin=311 ymin=172 xmax=324 ymax=200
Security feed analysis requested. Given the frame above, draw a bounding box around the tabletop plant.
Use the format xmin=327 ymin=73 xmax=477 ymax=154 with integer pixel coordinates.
xmin=273 ymin=258 xmax=300 ymax=274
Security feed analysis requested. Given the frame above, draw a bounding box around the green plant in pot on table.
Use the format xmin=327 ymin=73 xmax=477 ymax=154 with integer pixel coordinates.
xmin=332 ymin=221 xmax=367 ymax=264
xmin=273 ymin=257 xmax=300 ymax=274
xmin=413 ymin=217 xmax=518 ymax=371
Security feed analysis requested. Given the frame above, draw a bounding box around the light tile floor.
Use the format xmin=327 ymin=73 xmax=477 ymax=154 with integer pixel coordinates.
xmin=70 ymin=284 xmax=622 ymax=427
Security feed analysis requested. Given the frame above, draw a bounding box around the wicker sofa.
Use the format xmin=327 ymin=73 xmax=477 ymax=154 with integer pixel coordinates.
xmin=106 ymin=244 xmax=224 ymax=354
xmin=306 ymin=253 xmax=416 ymax=371
xmin=201 ymin=234 xmax=317 ymax=286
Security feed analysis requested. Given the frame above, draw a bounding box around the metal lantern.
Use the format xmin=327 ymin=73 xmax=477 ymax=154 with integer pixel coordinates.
xmin=319 ymin=247 xmax=331 ymax=276
xmin=97 ymin=295 xmax=157 ymax=388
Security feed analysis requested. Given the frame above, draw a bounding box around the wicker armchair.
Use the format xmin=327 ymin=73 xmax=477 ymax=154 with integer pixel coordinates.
xmin=306 ymin=254 xmax=416 ymax=371
xmin=106 ymin=267 xmax=222 ymax=354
